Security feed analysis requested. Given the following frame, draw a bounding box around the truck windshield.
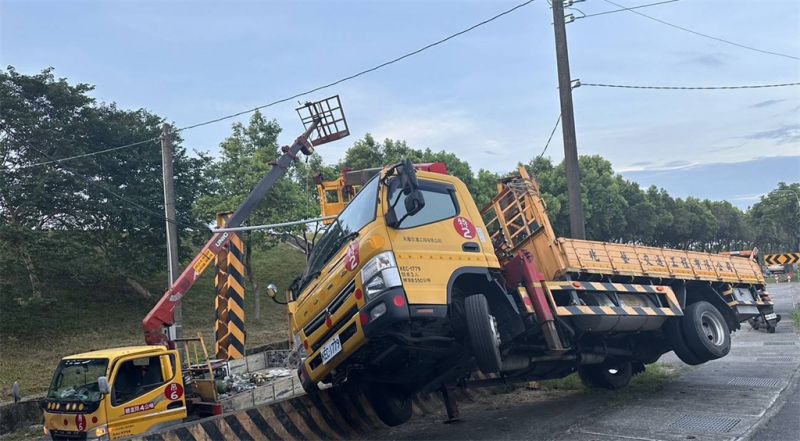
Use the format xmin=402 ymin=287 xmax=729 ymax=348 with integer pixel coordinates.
xmin=300 ymin=174 xmax=380 ymax=292
xmin=47 ymin=358 xmax=108 ymax=403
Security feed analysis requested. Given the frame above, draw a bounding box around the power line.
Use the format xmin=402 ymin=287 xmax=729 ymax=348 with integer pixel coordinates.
xmin=581 ymin=81 xmax=800 ymax=90
xmin=19 ymin=0 xmax=537 ymax=169
xmin=9 ymin=131 xmax=201 ymax=229
xmin=18 ymin=137 xmax=160 ymax=169
xmin=575 ymin=0 xmax=678 ymax=19
xmin=537 ymin=114 xmax=562 ymax=159
xmin=602 ymin=0 xmax=800 ymax=61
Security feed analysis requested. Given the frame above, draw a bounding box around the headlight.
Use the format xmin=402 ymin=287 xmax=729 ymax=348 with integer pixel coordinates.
xmin=360 ymin=252 xmax=402 ymax=300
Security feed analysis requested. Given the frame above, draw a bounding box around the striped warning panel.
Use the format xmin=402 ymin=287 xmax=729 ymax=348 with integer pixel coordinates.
xmin=763 ymin=252 xmax=800 ymax=265
xmin=543 ymin=281 xmax=683 ymax=317
xmin=214 ymin=211 xmax=247 ymax=360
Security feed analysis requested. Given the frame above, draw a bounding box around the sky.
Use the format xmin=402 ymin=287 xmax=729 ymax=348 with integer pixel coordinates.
xmin=2 ymin=0 xmax=798 ymax=209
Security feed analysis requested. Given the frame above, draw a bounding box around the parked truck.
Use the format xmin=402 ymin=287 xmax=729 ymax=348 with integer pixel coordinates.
xmin=289 ymin=161 xmax=776 ymax=426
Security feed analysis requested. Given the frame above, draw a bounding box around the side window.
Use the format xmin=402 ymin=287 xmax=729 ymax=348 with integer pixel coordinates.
xmin=391 ymin=182 xmax=458 ymax=229
xmin=112 ymin=356 xmax=165 ymax=406
xmin=325 ymin=190 xmax=339 ymax=203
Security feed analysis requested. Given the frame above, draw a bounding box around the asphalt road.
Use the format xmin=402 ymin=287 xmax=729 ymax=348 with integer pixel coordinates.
xmin=386 ymin=283 xmax=800 ymax=441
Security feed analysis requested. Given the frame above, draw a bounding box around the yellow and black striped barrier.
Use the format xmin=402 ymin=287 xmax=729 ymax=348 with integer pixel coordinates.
xmin=133 ymin=383 xmax=485 ymax=441
xmin=215 ymin=212 xmax=247 ymax=360
xmin=764 ymin=253 xmax=800 ymax=266
xmin=541 ymin=281 xmax=683 ymax=317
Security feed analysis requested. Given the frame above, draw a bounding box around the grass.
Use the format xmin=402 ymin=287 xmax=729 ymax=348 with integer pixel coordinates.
xmin=540 ymin=363 xmax=679 ymax=400
xmin=793 ymin=308 xmax=800 ymax=330
xmin=766 ymin=273 xmax=799 ymax=283
xmin=0 ymin=243 xmax=306 ymax=400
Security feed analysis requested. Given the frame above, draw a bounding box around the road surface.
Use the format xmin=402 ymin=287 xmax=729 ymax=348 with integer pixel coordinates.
xmin=385 ymin=283 xmax=799 ymax=441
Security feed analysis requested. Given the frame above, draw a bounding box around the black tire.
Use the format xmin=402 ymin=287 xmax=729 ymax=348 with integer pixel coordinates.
xmin=365 ymin=383 xmax=412 ymax=427
xmin=465 ymin=294 xmax=502 ymax=374
xmin=298 ymin=363 xmax=319 ymax=395
xmin=665 ymin=317 xmax=706 ymax=365
xmin=578 ymin=360 xmax=633 ymax=390
xmin=680 ymin=301 xmax=731 ymax=360
xmin=766 ymin=323 xmax=776 ymax=334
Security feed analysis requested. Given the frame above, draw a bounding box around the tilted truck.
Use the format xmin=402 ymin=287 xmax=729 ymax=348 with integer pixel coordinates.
xmin=288 ymin=161 xmax=777 ymax=426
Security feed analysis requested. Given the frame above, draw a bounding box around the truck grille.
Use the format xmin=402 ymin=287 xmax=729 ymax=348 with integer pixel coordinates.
xmin=303 ymin=281 xmax=356 ymax=337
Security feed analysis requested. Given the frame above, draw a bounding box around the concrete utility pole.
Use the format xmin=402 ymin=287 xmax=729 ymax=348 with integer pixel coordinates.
xmin=161 ymin=123 xmax=182 ymax=340
xmin=551 ymin=0 xmax=586 ymax=239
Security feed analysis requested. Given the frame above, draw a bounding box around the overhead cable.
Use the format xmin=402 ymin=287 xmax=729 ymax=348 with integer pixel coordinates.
xmin=575 ymin=0 xmax=678 ymax=19
xmin=581 ymin=82 xmax=800 ymax=90
xmin=601 ymin=0 xmax=800 ymax=61
xmin=19 ymin=0 xmax=537 ymax=169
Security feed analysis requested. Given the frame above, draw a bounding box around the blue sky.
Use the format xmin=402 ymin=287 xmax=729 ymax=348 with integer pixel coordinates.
xmin=2 ymin=0 xmax=798 ymax=208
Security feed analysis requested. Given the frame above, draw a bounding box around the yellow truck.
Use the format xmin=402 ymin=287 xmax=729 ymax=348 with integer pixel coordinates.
xmin=289 ymin=161 xmax=775 ymax=426
xmin=43 ymin=346 xmax=187 ymax=440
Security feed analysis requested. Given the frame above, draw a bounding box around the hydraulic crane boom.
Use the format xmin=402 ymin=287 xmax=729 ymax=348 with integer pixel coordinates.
xmin=143 ymin=96 xmax=349 ymax=345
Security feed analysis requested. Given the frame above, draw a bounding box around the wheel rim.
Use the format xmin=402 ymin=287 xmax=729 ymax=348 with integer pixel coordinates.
xmin=488 ymin=315 xmax=501 ymax=350
xmin=700 ymin=311 xmax=725 ymax=346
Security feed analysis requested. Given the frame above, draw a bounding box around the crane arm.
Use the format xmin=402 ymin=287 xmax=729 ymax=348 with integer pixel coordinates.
xmin=143 ymin=120 xmax=319 ymax=345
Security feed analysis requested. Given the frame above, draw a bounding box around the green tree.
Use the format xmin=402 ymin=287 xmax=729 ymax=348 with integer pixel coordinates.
xmin=0 ymin=67 xmax=210 ymax=302
xmin=747 ymin=183 xmax=800 ymax=253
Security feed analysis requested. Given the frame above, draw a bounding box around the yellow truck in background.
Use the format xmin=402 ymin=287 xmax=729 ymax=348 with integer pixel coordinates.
xmin=288 ymin=161 xmax=775 ymax=426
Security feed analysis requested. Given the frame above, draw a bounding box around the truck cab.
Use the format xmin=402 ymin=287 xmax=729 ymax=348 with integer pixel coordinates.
xmin=290 ymin=161 xmax=503 ymax=419
xmin=43 ymin=346 xmax=186 ymax=440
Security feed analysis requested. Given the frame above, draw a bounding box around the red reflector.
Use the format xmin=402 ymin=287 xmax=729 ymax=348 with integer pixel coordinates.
xmin=571 ymin=282 xmax=582 ymax=289
xmin=325 ymin=317 xmax=333 ymax=328
xmin=655 ymin=286 xmax=664 ymax=292
xmin=393 ymin=295 xmax=406 ymax=308
xmin=92 ymin=417 xmax=98 ymax=424
xmin=523 ymin=296 xmax=533 ymax=306
xmin=212 ymin=404 xmax=223 ymax=415
xmin=63 ymin=419 xmax=68 ymax=426
xmin=303 ymin=340 xmax=309 ymax=351
xmin=359 ymin=312 xmax=369 ymax=325
xmin=355 ymin=288 xmax=363 ymax=300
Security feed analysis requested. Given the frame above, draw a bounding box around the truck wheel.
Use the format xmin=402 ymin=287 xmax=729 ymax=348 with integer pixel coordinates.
xmin=465 ymin=294 xmax=502 ymax=374
xmin=665 ymin=317 xmax=706 ymax=365
xmin=298 ymin=363 xmax=319 ymax=395
xmin=680 ymin=301 xmax=731 ymax=360
xmin=365 ymin=383 xmax=412 ymax=427
xmin=578 ymin=360 xmax=633 ymax=390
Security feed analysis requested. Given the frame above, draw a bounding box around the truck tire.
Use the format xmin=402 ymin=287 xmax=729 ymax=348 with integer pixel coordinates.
xmin=298 ymin=363 xmax=319 ymax=395
xmin=680 ymin=301 xmax=731 ymax=360
xmin=665 ymin=317 xmax=706 ymax=365
xmin=465 ymin=294 xmax=502 ymax=374
xmin=365 ymin=383 xmax=412 ymax=427
xmin=578 ymin=360 xmax=633 ymax=390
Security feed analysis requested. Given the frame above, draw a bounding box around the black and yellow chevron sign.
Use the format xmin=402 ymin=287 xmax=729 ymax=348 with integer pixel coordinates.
xmin=214 ymin=212 xmax=247 ymax=360
xmin=764 ymin=253 xmax=800 ymax=265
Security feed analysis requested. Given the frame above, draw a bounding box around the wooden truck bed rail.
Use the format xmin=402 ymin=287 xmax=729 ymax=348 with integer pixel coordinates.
xmin=482 ymin=167 xmax=765 ymax=286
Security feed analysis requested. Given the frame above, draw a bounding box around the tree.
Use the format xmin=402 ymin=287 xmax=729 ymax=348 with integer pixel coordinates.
xmin=747 ymin=183 xmax=800 ymax=253
xmin=0 ymin=67 xmax=210 ymax=302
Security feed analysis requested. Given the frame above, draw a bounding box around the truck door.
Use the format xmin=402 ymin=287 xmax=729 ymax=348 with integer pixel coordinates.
xmin=386 ymin=177 xmax=489 ymax=305
xmin=105 ymin=351 xmax=186 ymax=439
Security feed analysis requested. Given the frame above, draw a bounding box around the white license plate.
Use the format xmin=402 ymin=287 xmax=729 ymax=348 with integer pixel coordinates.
xmin=764 ymin=313 xmax=777 ymax=321
xmin=320 ymin=335 xmax=342 ymax=365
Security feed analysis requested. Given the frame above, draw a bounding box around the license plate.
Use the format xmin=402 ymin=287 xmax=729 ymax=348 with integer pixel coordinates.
xmin=320 ymin=335 xmax=342 ymax=365
xmin=764 ymin=313 xmax=777 ymax=321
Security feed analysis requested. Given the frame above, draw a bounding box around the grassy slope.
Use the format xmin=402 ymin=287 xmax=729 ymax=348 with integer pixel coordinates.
xmin=0 ymin=243 xmax=306 ymax=399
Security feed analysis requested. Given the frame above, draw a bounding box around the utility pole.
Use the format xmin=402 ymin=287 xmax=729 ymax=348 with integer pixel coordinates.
xmin=551 ymin=0 xmax=586 ymax=239
xmin=161 ymin=123 xmax=182 ymax=340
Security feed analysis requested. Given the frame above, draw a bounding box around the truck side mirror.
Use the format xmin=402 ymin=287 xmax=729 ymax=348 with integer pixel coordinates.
xmin=266 ymin=284 xmax=278 ymax=299
xmin=404 ymin=189 xmax=425 ymax=216
xmin=98 ymin=376 xmax=110 ymax=395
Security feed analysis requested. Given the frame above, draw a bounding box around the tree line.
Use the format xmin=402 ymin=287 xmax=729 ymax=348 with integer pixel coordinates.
xmin=2 ymin=68 xmax=798 ymax=305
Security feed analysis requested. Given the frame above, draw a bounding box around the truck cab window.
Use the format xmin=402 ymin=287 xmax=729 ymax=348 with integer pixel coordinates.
xmin=112 ymin=356 xmax=164 ymax=405
xmin=390 ymin=181 xmax=458 ymax=229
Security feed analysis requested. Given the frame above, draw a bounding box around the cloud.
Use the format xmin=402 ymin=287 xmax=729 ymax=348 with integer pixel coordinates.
xmin=749 ymin=99 xmax=785 ymax=109
xmin=748 ymin=124 xmax=800 ymax=144
xmin=630 ymin=161 xmax=653 ymax=167
xmin=686 ymin=53 xmax=727 ymax=67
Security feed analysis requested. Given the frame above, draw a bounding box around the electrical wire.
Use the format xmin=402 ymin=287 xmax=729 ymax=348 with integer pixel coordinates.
xmin=575 ymin=0 xmax=678 ymax=19
xmin=581 ymin=82 xmax=800 ymax=90
xmin=19 ymin=0 xmax=537 ymax=169
xmin=537 ymin=114 xmax=562 ymax=159
xmin=602 ymin=0 xmax=800 ymax=61
xmin=9 ymin=131 xmax=201 ymax=229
